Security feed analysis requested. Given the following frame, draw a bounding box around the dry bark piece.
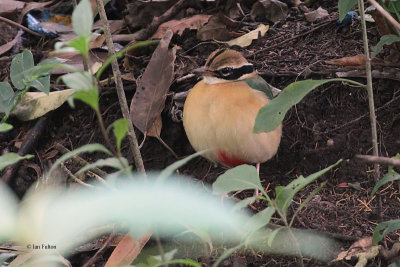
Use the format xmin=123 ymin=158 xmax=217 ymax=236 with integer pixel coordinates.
xmin=251 ymin=0 xmax=289 ymax=23
xmin=197 ymin=15 xmax=231 ymax=41
xmin=326 ymin=54 xmax=366 ymax=66
xmin=152 ymin=14 xmax=211 ymax=39
xmin=130 ymin=29 xmax=176 ymax=135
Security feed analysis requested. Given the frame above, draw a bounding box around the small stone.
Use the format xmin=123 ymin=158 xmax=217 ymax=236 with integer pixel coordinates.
xmin=327 ymin=139 xmax=334 ymax=147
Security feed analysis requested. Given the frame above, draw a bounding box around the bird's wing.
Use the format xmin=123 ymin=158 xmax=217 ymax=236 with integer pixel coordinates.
xmin=245 ymin=75 xmax=281 ymax=99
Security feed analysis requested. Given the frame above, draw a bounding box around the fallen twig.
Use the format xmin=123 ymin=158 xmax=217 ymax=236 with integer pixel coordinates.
xmin=2 ymin=117 xmax=47 ymax=184
xmin=355 ymin=155 xmax=400 ymax=167
xmin=0 ymin=16 xmax=42 ymax=37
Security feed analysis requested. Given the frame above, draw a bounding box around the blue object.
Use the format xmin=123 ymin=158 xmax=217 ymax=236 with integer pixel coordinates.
xmin=26 ymin=13 xmax=58 ymax=38
xmin=337 ymin=11 xmax=358 ymax=27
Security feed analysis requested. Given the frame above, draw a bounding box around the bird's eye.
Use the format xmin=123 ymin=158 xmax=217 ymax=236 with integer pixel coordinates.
xmin=220 ymin=67 xmax=233 ymax=75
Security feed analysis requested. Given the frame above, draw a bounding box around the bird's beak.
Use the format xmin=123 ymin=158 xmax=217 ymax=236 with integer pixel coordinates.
xmin=193 ymin=66 xmax=213 ymax=76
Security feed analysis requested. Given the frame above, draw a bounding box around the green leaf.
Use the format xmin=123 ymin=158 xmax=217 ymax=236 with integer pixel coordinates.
xmin=371 ymin=34 xmax=400 ymax=57
xmin=0 ymin=153 xmax=33 ymax=171
xmin=274 ymin=159 xmax=342 ymax=216
xmin=74 ymin=89 xmax=99 ymax=111
xmin=212 ymin=164 xmax=263 ymax=195
xmin=61 ymin=72 xmax=94 ymax=91
xmin=0 ymin=122 xmax=13 ymax=132
xmin=68 ymin=35 xmax=90 ymax=57
xmin=30 ymin=75 xmax=50 ymax=94
xmin=372 ymin=220 xmax=400 ymax=244
xmin=233 ymin=196 xmax=258 ymax=211
xmin=338 ymin=0 xmax=357 ymax=21
xmin=62 ymin=72 xmax=98 ymax=110
xmin=244 ymin=207 xmax=275 ymax=234
xmin=75 ymin=157 xmax=128 ymax=175
xmin=112 ymin=119 xmax=129 ymax=152
xmin=72 ymin=0 xmax=93 ymax=38
xmin=48 ymin=144 xmax=111 ymax=176
xmin=254 ymin=79 xmax=360 ymax=133
xmin=0 ymin=82 xmax=15 ymax=115
xmin=370 ymin=168 xmax=400 ymax=197
xmin=10 ymin=50 xmax=34 ymax=90
xmin=158 ymin=151 xmax=204 ymax=181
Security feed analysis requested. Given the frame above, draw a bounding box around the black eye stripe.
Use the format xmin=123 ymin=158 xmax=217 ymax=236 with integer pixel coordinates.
xmin=213 ymin=65 xmax=254 ymax=80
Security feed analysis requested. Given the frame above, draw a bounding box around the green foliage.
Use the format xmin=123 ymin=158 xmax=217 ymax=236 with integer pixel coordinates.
xmin=371 ymin=166 xmax=400 ymax=197
xmin=0 ymin=82 xmax=15 ymax=116
xmin=48 ymin=143 xmax=111 ymax=176
xmin=212 ymin=164 xmax=264 ymax=195
xmin=72 ymin=0 xmax=93 ymax=38
xmin=0 ymin=153 xmax=33 ymax=171
xmin=274 ymin=159 xmax=342 ymax=217
xmin=75 ymin=157 xmax=129 ymax=175
xmin=244 ymin=207 xmax=275 ymax=234
xmin=372 ymin=219 xmax=400 ymax=244
xmin=371 ymin=34 xmax=400 ymax=57
xmin=254 ymin=79 xmax=364 ymax=133
xmin=338 ymin=0 xmax=357 ymax=21
xmin=158 ymin=151 xmax=204 ymax=181
xmin=135 ymin=249 xmax=201 ymax=267
xmin=10 ymin=50 xmax=34 ymax=90
xmin=61 ymin=72 xmax=99 ymax=110
xmin=0 ymin=122 xmax=13 ymax=132
xmin=112 ymin=118 xmax=129 ymax=153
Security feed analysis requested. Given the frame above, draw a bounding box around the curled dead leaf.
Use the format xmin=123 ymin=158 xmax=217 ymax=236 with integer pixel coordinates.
xmin=225 ymin=24 xmax=269 ymax=47
xmin=326 ymin=54 xmax=366 ymax=66
xmin=152 ymin=14 xmax=212 ymax=39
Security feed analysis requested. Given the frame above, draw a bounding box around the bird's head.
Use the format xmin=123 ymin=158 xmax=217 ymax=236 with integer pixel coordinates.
xmin=194 ymin=49 xmax=256 ymax=84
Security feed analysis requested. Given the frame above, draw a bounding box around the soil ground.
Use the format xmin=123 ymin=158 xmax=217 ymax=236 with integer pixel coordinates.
xmin=1 ymin=0 xmax=400 ymax=266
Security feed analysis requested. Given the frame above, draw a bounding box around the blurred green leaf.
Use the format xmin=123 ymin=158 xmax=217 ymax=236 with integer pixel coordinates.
xmin=158 ymin=151 xmax=204 ymax=181
xmin=372 ymin=220 xmax=400 ymax=244
xmin=370 ymin=168 xmax=400 ymax=197
xmin=0 ymin=153 xmax=33 ymax=171
xmin=371 ymin=34 xmax=400 ymax=57
xmin=75 ymin=157 xmax=129 ymax=175
xmin=61 ymin=72 xmax=94 ymax=91
xmin=73 ymin=89 xmax=99 ymax=111
xmin=0 ymin=122 xmax=13 ymax=132
xmin=244 ymin=207 xmax=275 ymax=234
xmin=254 ymin=79 xmax=360 ymax=133
xmin=0 ymin=182 xmax=18 ymax=240
xmin=72 ymin=0 xmax=93 ymax=38
xmin=338 ymin=0 xmax=357 ymax=21
xmin=0 ymin=82 xmax=15 ymax=115
xmin=113 ymin=119 xmax=129 ymax=153
xmin=10 ymin=50 xmax=34 ymax=90
xmin=233 ymin=196 xmax=258 ymax=211
xmin=213 ymin=164 xmax=263 ymax=195
xmin=274 ymin=159 xmax=342 ymax=216
xmin=68 ymin=36 xmax=90 ymax=57
xmin=30 ymin=75 xmax=50 ymax=94
xmin=48 ymin=144 xmax=111 ymax=176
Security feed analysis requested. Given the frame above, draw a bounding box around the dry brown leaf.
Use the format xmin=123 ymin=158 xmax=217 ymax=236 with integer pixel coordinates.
xmin=105 ymin=233 xmax=151 ymax=267
xmin=48 ymin=51 xmax=108 ymax=74
xmin=93 ymin=20 xmax=124 ymax=34
xmin=326 ymin=54 xmax=366 ymax=66
xmin=197 ymin=15 xmax=231 ymax=41
xmin=152 ymin=14 xmax=212 ymax=39
xmin=17 ymin=1 xmax=54 ymax=23
xmin=251 ymin=0 xmax=288 ymax=23
xmin=304 ymin=7 xmax=329 ymax=23
xmin=130 ymin=29 xmax=175 ymax=135
xmin=0 ymin=0 xmax=24 ymax=16
xmin=225 ymin=24 xmax=269 ymax=47
xmin=0 ymin=31 xmax=22 ymax=57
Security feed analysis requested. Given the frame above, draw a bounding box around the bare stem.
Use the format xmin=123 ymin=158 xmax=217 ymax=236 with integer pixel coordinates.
xmin=358 ymin=0 xmax=382 ymax=219
xmin=95 ymin=0 xmax=145 ymax=175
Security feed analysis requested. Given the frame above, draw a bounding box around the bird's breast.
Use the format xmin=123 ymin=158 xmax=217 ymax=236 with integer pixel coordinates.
xmin=183 ymin=80 xmax=282 ymax=166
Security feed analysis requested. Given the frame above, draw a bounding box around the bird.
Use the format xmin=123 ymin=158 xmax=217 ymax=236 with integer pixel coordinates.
xmin=183 ymin=49 xmax=282 ymax=171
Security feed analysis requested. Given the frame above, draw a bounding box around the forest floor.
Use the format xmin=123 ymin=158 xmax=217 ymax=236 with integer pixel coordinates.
xmin=1 ymin=0 xmax=400 ymax=266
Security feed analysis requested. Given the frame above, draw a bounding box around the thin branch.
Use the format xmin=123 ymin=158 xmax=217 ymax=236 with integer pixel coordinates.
xmin=95 ymin=0 xmax=145 ymax=174
xmin=368 ymin=0 xmax=400 ymax=31
xmin=356 ymin=155 xmax=400 ymax=167
xmin=358 ymin=0 xmax=382 ymax=219
xmin=0 ymin=16 xmax=42 ymax=37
